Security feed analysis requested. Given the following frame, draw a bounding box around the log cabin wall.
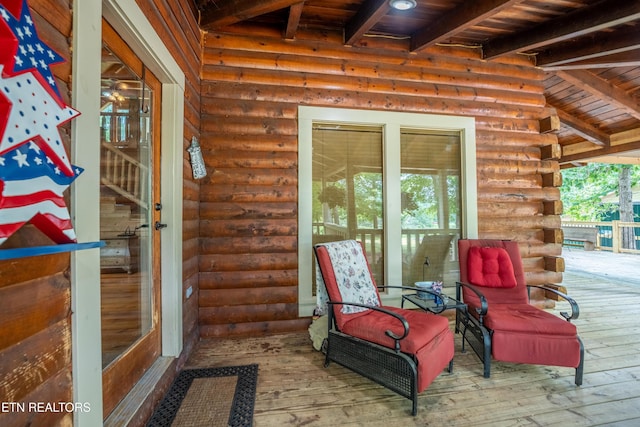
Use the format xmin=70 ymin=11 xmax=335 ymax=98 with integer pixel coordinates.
xmin=0 ymin=1 xmax=202 ymax=426
xmin=199 ymin=27 xmax=563 ymax=338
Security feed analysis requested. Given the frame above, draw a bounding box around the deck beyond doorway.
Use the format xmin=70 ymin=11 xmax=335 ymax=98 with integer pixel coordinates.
xmin=185 ymin=264 xmax=640 ymax=426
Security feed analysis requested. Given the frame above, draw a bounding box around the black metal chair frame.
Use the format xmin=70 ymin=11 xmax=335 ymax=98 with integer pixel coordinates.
xmin=321 ymin=284 xmax=453 ymax=416
xmin=454 ymin=281 xmax=584 ymax=386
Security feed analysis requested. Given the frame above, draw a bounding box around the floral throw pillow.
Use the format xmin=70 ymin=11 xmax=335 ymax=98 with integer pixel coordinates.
xmin=321 ymin=240 xmax=381 ymax=314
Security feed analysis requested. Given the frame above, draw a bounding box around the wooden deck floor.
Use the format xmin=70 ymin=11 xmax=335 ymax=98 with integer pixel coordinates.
xmin=185 ymin=272 xmax=640 ymax=426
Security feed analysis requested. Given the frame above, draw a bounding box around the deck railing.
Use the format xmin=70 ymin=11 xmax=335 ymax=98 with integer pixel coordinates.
xmin=313 ymin=222 xmax=457 ymax=262
xmin=562 ymin=220 xmax=640 ymax=254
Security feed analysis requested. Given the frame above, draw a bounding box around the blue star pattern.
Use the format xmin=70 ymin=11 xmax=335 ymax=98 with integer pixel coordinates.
xmin=0 ymin=0 xmax=64 ymax=99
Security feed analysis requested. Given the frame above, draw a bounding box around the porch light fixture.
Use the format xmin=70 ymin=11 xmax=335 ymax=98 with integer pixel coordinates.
xmin=389 ymin=0 xmax=417 ymax=10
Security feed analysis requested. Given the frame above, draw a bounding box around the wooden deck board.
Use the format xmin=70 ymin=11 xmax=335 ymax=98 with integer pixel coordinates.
xmin=185 ymin=271 xmax=640 ymax=426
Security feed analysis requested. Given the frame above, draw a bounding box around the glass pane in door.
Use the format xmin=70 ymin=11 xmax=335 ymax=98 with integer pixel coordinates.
xmin=312 ymin=124 xmax=384 ymax=286
xmin=100 ymin=45 xmax=154 ymax=368
xmin=400 ymin=129 xmax=461 ymax=287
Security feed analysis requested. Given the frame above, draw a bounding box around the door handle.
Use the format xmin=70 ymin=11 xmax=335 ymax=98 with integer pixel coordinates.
xmin=155 ymin=221 xmax=167 ymax=230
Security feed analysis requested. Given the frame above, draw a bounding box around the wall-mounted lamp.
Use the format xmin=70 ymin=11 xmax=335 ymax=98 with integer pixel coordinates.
xmin=389 ymin=0 xmax=417 ymax=11
xmin=187 ymin=136 xmax=207 ymax=179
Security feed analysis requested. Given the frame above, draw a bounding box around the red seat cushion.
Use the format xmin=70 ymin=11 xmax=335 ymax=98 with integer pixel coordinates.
xmin=467 ymin=246 xmax=518 ymax=288
xmin=483 ymin=304 xmax=577 ymax=336
xmin=341 ymin=306 xmax=455 ymax=392
xmin=340 ymin=306 xmax=451 ymax=354
xmin=485 ymin=305 xmax=581 ymax=367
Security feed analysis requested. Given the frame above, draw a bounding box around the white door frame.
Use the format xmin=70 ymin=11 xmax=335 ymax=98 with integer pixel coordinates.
xmin=71 ymin=0 xmax=184 ymax=424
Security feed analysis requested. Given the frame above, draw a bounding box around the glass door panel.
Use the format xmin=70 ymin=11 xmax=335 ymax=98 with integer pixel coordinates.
xmin=400 ymin=129 xmax=461 ymax=286
xmin=311 ymin=124 xmax=384 ymax=285
xmin=100 ymin=19 xmax=162 ymax=418
xmin=100 ymin=44 xmax=154 ymax=367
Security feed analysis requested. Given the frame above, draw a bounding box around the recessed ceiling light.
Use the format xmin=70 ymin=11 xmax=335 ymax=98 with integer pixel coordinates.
xmin=389 ymin=0 xmax=417 ymax=11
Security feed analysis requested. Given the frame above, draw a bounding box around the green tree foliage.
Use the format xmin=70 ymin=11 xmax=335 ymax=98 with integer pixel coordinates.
xmin=561 ymin=163 xmax=640 ymax=221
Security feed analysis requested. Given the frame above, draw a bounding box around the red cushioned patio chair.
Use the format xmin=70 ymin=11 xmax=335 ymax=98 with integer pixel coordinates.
xmin=455 ymin=239 xmax=584 ymax=385
xmin=314 ymin=240 xmax=455 ymax=416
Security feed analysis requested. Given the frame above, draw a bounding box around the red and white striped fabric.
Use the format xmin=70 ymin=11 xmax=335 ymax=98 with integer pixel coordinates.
xmin=0 ymin=142 xmax=82 ymax=244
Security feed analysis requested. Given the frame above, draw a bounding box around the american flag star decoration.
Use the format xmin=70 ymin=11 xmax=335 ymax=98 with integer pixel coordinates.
xmin=0 ymin=142 xmax=83 ymax=245
xmin=0 ymin=0 xmax=83 ymax=246
xmin=0 ymin=64 xmax=79 ymax=176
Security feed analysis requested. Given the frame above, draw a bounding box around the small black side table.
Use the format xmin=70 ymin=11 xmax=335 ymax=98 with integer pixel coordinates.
xmin=402 ymin=293 xmax=466 ymax=314
xmin=402 ymin=292 xmax=469 ymax=346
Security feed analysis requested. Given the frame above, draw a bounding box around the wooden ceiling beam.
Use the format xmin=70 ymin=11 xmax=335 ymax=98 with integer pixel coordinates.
xmin=560 ymin=127 xmax=640 ymax=164
xmin=200 ymin=0 xmax=303 ymax=29
xmin=588 ymin=155 xmax=640 ymax=165
xmin=555 ymin=70 xmax=640 ymax=121
xmin=344 ymin=0 xmax=390 ymax=46
xmin=483 ymin=1 xmax=640 ymax=59
xmin=561 ymin=140 xmax=640 ymax=164
xmin=285 ymin=2 xmax=304 ymax=39
xmin=536 ymin=27 xmax=640 ymax=67
xmin=549 ymin=104 xmax=610 ymax=146
xmin=411 ymin=0 xmax=525 ymax=52
xmin=542 ymin=49 xmax=640 ymax=71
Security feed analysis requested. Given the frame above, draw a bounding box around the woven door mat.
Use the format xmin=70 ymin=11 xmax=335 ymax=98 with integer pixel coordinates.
xmin=146 ymin=364 xmax=258 ymax=427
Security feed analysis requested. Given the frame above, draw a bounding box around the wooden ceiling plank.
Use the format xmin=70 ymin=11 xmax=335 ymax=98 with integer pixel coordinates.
xmin=344 ymin=0 xmax=390 ymax=46
xmin=556 ymin=69 xmax=640 ymax=121
xmin=285 ymin=2 xmax=305 ymax=39
xmin=410 ymin=0 xmax=525 ymax=52
xmin=483 ymin=2 xmax=640 ymax=59
xmin=537 ymin=27 xmax=640 ymax=67
xmin=200 ymin=0 xmax=303 ymax=29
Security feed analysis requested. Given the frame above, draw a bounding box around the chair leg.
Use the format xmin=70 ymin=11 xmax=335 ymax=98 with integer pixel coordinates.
xmin=482 ymin=329 xmax=491 ymax=378
xmin=461 ymin=327 xmax=467 ymax=353
xmin=448 ymin=358 xmax=454 ymax=373
xmin=575 ymin=336 xmax=584 ymax=386
xmin=324 ymin=347 xmax=331 ymax=368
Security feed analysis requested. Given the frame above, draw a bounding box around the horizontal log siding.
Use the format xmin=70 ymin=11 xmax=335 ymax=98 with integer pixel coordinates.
xmin=200 ymin=29 xmax=561 ymax=337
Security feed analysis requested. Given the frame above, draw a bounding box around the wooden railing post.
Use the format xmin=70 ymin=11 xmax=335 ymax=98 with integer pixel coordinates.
xmin=612 ymin=220 xmax=620 ymax=253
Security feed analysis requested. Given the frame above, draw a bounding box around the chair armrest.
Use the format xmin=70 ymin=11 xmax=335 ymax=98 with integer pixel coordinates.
xmin=456 ymin=281 xmax=489 ymax=320
xmin=326 ymin=301 xmax=410 ymax=352
xmin=528 ymin=285 xmax=580 ymax=321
